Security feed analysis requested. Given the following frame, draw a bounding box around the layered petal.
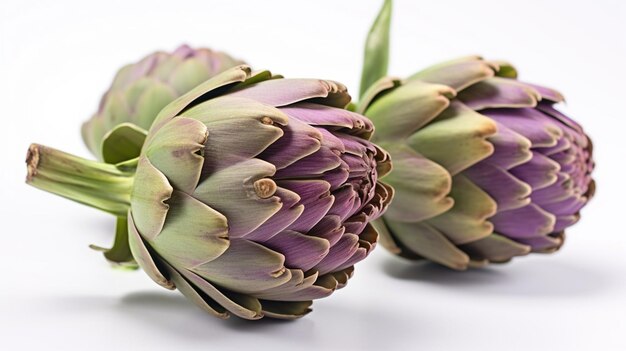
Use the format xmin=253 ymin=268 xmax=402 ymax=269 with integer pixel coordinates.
xmin=407 ymin=101 xmax=497 ymax=175
xmin=409 ymin=56 xmax=499 ymax=92
xmin=381 ymin=143 xmax=453 ymax=222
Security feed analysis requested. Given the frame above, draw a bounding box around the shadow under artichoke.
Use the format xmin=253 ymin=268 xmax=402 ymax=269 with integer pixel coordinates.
xmin=381 ymin=254 xmax=608 ymax=297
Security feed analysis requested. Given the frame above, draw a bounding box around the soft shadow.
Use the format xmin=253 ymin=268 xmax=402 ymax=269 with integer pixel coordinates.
xmin=118 ymin=292 xmax=420 ymax=350
xmin=118 ymin=291 xmax=314 ymax=339
xmin=41 ymin=291 xmax=314 ymax=341
xmin=116 ymin=291 xmax=418 ymax=349
xmin=119 ymin=290 xmax=191 ymax=309
xmin=304 ymin=301 xmax=432 ymax=350
xmin=223 ymin=312 xmax=311 ymax=329
xmin=116 ymin=291 xmax=228 ymax=340
xmin=382 ymin=256 xmax=610 ymax=297
xmin=41 ymin=291 xmax=427 ymax=349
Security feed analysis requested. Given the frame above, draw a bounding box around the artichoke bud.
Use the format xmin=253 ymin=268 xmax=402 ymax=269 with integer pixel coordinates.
xmin=27 ymin=66 xmax=393 ymax=320
xmin=82 ymin=45 xmax=245 ymax=161
xmin=359 ymin=56 xmax=595 ymax=270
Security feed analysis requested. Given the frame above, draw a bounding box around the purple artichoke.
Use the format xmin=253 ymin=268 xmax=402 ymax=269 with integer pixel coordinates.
xmin=82 ymin=44 xmax=244 ymax=160
xmin=27 ymin=65 xmax=392 ymax=319
xmin=359 ymin=56 xmax=594 ymax=269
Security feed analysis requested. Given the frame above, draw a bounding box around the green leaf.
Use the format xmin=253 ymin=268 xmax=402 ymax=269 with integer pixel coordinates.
xmin=101 ymin=123 xmax=147 ymax=164
xmin=359 ymin=0 xmax=392 ymax=98
xmin=89 ymin=216 xmax=138 ymax=269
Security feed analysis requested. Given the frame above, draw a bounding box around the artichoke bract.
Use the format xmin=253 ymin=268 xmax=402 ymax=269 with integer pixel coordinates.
xmin=358 ymin=57 xmax=594 ymax=270
xmin=27 ymin=65 xmax=392 ymax=319
xmin=82 ymin=44 xmax=244 ymax=161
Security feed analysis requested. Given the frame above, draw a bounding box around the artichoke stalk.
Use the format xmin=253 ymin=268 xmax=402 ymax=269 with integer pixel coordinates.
xmin=358 ymin=1 xmax=595 ymax=269
xmin=82 ymin=44 xmax=244 ymax=161
xmin=27 ymin=65 xmax=392 ymax=319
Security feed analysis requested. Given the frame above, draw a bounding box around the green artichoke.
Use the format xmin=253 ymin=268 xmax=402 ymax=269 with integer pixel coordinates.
xmin=82 ymin=44 xmax=244 ymax=161
xmin=27 ymin=65 xmax=392 ymax=319
xmin=358 ymin=57 xmax=595 ymax=270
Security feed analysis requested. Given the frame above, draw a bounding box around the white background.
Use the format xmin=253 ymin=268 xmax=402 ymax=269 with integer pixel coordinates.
xmin=1 ymin=0 xmax=625 ymax=350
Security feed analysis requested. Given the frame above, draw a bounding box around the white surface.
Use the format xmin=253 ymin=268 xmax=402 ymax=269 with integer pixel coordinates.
xmin=1 ymin=0 xmax=625 ymax=350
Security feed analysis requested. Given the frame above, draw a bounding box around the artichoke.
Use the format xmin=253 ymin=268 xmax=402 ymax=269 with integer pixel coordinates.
xmin=82 ymin=44 xmax=244 ymax=161
xmin=358 ymin=56 xmax=594 ymax=270
xmin=27 ymin=65 xmax=392 ymax=319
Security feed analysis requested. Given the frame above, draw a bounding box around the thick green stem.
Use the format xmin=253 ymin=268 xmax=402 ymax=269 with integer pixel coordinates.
xmin=26 ymin=143 xmax=134 ymax=216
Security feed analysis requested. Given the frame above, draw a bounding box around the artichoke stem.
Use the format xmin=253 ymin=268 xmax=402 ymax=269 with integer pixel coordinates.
xmin=26 ymin=143 xmax=133 ymax=217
